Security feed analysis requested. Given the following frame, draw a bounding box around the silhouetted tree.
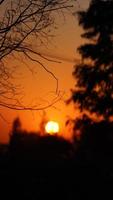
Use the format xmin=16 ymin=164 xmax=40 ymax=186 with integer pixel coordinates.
xmin=68 ymin=0 xmax=113 ymax=178
xmin=39 ymin=111 xmax=48 ymax=136
xmin=11 ymin=117 xmax=22 ymax=135
xmin=69 ymin=0 xmax=113 ymax=133
xmin=9 ymin=117 xmax=23 ymax=153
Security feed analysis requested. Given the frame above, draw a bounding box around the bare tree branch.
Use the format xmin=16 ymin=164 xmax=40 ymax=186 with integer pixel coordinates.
xmin=23 ymin=51 xmax=59 ymax=93
xmin=0 ymin=0 xmax=75 ymax=113
xmin=0 ymin=91 xmax=64 ymax=111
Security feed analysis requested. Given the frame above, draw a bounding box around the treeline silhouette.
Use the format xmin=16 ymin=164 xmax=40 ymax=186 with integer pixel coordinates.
xmin=0 ymin=117 xmax=113 ymax=198
xmin=9 ymin=118 xmax=73 ymax=168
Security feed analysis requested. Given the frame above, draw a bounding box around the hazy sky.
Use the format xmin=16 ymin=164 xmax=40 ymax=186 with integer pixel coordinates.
xmin=0 ymin=0 xmax=90 ymax=143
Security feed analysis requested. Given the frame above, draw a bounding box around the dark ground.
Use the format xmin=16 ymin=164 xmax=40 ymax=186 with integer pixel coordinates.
xmin=0 ymin=134 xmax=113 ymax=199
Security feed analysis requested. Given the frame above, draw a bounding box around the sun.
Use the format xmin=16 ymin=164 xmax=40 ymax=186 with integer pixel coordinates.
xmin=45 ymin=121 xmax=59 ymax=134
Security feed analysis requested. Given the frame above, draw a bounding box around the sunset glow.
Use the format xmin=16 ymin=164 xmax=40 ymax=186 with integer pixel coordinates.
xmin=0 ymin=0 xmax=88 ymax=143
xmin=45 ymin=121 xmax=59 ymax=134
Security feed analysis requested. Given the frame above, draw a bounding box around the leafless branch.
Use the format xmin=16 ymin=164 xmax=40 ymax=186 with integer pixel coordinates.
xmin=0 ymin=91 xmax=64 ymax=111
xmin=0 ymin=0 xmax=76 ymax=113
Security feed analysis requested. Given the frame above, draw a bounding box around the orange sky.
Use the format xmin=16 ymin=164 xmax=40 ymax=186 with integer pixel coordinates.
xmin=0 ymin=0 xmax=89 ymax=143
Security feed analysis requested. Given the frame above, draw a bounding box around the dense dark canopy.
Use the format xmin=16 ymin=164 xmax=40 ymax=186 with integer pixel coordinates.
xmin=71 ymin=0 xmax=113 ymax=121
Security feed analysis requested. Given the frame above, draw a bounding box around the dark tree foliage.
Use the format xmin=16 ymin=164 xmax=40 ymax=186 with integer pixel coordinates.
xmin=68 ymin=1 xmax=113 ymax=175
xmin=71 ymin=0 xmax=113 ymax=123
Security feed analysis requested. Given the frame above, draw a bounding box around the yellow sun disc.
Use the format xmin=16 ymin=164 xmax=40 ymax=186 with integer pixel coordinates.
xmin=45 ymin=121 xmax=59 ymax=134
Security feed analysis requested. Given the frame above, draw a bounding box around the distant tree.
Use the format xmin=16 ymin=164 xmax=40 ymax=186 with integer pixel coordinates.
xmin=39 ymin=111 xmax=48 ymax=136
xmin=9 ymin=117 xmax=22 ymax=152
xmin=69 ymin=0 xmax=113 ymax=138
xmin=0 ymin=0 xmax=75 ymax=112
xmin=11 ymin=117 xmax=22 ymax=135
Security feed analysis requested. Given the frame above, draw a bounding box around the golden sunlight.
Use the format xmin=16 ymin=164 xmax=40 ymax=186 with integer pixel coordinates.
xmin=45 ymin=121 xmax=59 ymax=134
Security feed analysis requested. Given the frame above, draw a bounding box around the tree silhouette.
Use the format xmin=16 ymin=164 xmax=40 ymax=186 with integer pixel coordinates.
xmin=11 ymin=117 xmax=22 ymax=135
xmin=68 ymin=0 xmax=113 ymax=179
xmin=9 ymin=117 xmax=22 ymax=152
xmin=70 ymin=0 xmax=113 ymax=128
xmin=39 ymin=111 xmax=48 ymax=136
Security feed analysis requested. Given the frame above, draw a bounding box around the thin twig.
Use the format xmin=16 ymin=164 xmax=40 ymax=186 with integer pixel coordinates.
xmin=24 ymin=51 xmax=59 ymax=94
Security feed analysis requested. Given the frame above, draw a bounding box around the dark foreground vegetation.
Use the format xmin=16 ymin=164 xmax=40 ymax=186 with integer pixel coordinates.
xmin=0 ymin=120 xmax=113 ymax=199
